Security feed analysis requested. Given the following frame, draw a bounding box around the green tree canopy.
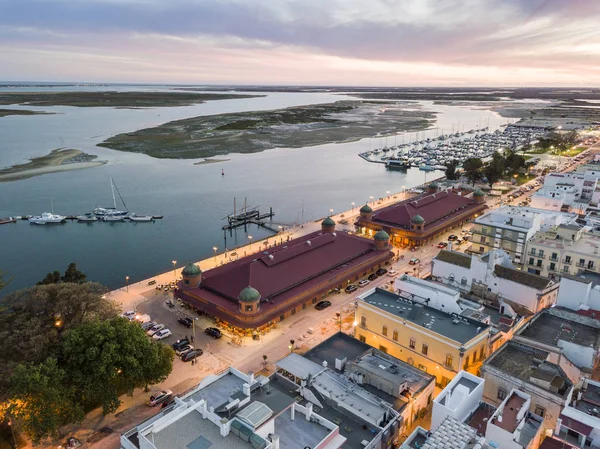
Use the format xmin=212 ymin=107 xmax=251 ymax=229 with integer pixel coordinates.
xmin=462 ymin=157 xmax=483 ymax=186
xmin=444 ymin=159 xmax=460 ymax=181
xmin=5 ymin=359 xmax=83 ymax=444
xmin=0 ymin=282 xmax=117 ymax=397
xmin=483 ymin=152 xmax=506 ymax=188
xmin=38 ymin=262 xmax=87 ymax=285
xmin=61 ymin=318 xmax=174 ymax=414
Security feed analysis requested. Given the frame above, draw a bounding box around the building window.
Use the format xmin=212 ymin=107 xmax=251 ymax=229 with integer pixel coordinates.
xmin=291 ymin=308 xmax=296 ymax=315
xmin=551 ymin=252 xmax=558 ymax=261
xmin=464 ymin=354 xmax=470 ymax=367
xmin=418 ymin=364 xmax=427 ymax=373
xmin=382 ymin=326 xmax=388 ymax=336
xmin=409 ymin=338 xmax=416 ymax=349
xmin=302 ymin=303 xmax=306 ymax=310
xmin=245 ymin=305 xmax=253 ymax=312
xmin=550 ymin=262 xmax=556 ymax=271
xmin=565 ymin=255 xmax=572 ymax=264
xmin=479 ymin=347 xmax=485 ymax=360
xmin=422 ymin=344 xmax=428 ymax=356
xmin=461 ymin=277 xmax=468 ymax=286
xmin=280 ymin=314 xmax=285 ymax=321
xmin=379 ymin=345 xmax=388 ymax=354
xmin=479 ymin=246 xmax=485 ymax=253
xmin=359 ymin=334 xmax=366 ymax=343
xmin=530 ymin=248 xmax=536 ymax=256
xmin=445 ymin=355 xmax=453 ymax=369
xmin=480 ymin=236 xmax=486 ymax=244
xmin=538 ymin=250 xmax=544 ymax=258
xmin=360 ymin=315 xmax=367 ymax=328
xmin=392 ymin=330 xmax=398 ymax=342
xmin=563 ymin=266 xmax=569 ymax=274
xmin=497 ymin=388 xmax=507 ymax=400
xmin=534 ymin=405 xmax=546 ymax=418
xmin=588 ymin=261 xmax=595 ymax=270
xmin=536 ymin=259 xmax=542 ymax=267
xmin=529 ymin=257 xmax=534 ymax=265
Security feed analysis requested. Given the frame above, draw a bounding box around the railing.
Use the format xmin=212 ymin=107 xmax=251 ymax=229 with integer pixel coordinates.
xmin=563 ymin=259 xmax=572 ymax=265
xmin=576 ymin=263 xmax=586 ymax=268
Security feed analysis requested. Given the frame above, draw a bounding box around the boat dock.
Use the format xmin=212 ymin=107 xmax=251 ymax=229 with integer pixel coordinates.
xmin=358 ymin=152 xmax=386 ymax=164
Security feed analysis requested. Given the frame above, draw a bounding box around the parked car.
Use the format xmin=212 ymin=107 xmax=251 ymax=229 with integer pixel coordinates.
xmin=462 ymin=236 xmax=470 ymax=241
xmin=141 ymin=320 xmax=158 ymax=331
xmin=345 ymin=285 xmax=358 ymax=293
xmin=135 ymin=313 xmax=151 ymax=324
xmin=178 ymin=317 xmax=193 ymax=328
xmin=376 ymin=268 xmax=388 ymax=276
xmin=182 ymin=349 xmax=203 ymax=362
xmin=315 ymin=300 xmax=332 ymax=310
xmin=438 ymin=242 xmax=448 ymax=248
xmin=120 ymin=310 xmax=136 ymax=321
xmin=147 ymin=324 xmax=164 ymax=336
xmin=204 ymin=327 xmax=222 ymax=339
xmin=148 ymin=280 xmax=156 ymax=286
xmin=358 ymin=280 xmax=370 ymax=287
xmin=172 ymin=338 xmax=190 ymax=350
xmin=368 ymin=273 xmax=378 ymax=281
xmin=176 ymin=344 xmax=194 ymax=356
xmin=146 ymin=390 xmax=173 ymax=407
xmin=448 ymin=235 xmax=458 ymax=241
xmin=153 ymin=329 xmax=172 ymax=340
xmin=409 ymin=258 xmax=420 ymax=265
xmin=387 ymin=270 xmax=398 ymax=277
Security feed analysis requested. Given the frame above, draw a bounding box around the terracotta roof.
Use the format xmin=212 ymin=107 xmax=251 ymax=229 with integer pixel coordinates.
xmin=369 ymin=190 xmax=482 ymax=230
xmin=435 ymin=250 xmax=472 ymax=269
xmin=493 ymin=265 xmax=553 ymax=290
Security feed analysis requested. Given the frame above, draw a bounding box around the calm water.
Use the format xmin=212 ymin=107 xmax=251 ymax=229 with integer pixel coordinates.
xmin=0 ymin=87 xmax=511 ymax=295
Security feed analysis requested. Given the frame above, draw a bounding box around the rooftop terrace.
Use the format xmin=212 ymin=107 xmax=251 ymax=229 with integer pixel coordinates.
xmin=519 ymin=310 xmax=600 ymax=348
xmin=360 ymin=288 xmax=489 ymax=344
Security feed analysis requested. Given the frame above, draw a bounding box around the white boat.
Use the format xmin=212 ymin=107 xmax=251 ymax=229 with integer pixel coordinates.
xmin=77 ymin=213 xmax=98 ymax=222
xmin=128 ymin=213 xmax=154 ymax=222
xmin=94 ymin=178 xmax=129 ymax=217
xmin=102 ymin=215 xmax=124 ymax=222
xmin=29 ymin=212 xmax=66 ymax=225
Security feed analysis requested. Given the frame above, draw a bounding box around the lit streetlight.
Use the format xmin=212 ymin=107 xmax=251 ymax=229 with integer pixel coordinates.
xmin=125 ymin=275 xmax=130 ymax=292
xmin=248 ymin=235 xmax=253 ymax=252
xmin=386 ymin=190 xmax=390 ymax=198
xmin=172 ymin=260 xmax=177 ymax=281
xmin=213 ymin=246 xmax=218 ymax=263
xmin=329 ymin=208 xmax=334 ymax=216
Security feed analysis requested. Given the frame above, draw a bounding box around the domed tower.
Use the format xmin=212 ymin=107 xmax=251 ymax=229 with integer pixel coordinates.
xmin=373 ymin=230 xmax=390 ymax=250
xmin=427 ymin=182 xmax=439 ymax=194
xmin=410 ymin=214 xmax=425 ymax=233
xmin=321 ymin=216 xmax=336 ymax=233
xmin=359 ymin=204 xmax=373 ymax=220
xmin=181 ymin=263 xmax=202 ymax=288
xmin=238 ymin=286 xmax=261 ymax=314
xmin=473 ymin=189 xmax=486 ymax=204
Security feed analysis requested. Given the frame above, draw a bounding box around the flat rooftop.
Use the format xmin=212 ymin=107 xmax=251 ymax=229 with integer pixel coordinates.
xmin=361 ymin=288 xmax=489 ymax=344
xmin=485 ymin=342 xmax=572 ymax=399
xmin=519 ymin=311 xmax=600 ymax=348
xmin=437 ymin=375 xmax=481 ymax=408
xmin=465 ymin=402 xmax=496 ymax=436
xmin=529 ymin=228 xmax=600 ymax=253
xmin=572 ymin=381 xmax=600 ymax=414
xmin=492 ymin=393 xmax=527 ymax=433
xmin=187 ymin=372 xmax=248 ymax=409
xmin=304 ymin=332 xmax=371 ymax=368
xmin=150 ymin=410 xmax=255 ymax=449
xmin=274 ymin=406 xmax=331 ymax=449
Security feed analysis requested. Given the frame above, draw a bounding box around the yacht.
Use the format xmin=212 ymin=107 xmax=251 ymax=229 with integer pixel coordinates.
xmin=28 ymin=212 xmax=66 ymax=225
xmin=94 ymin=178 xmax=129 ymax=217
xmin=128 ymin=213 xmax=154 ymax=222
xmin=77 ymin=213 xmax=98 ymax=222
xmin=102 ymin=215 xmax=124 ymax=222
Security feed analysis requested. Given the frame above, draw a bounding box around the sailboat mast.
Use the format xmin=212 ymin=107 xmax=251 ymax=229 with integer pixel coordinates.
xmin=111 ymin=177 xmax=117 ymax=209
xmin=234 ymin=197 xmax=236 ymax=217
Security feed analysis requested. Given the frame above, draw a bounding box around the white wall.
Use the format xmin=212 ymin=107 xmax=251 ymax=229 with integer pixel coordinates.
xmin=431 ymin=371 xmax=485 ymax=430
xmin=557 ymin=340 xmax=597 ymax=370
xmin=557 ymin=277 xmax=600 ymax=311
xmin=394 ymin=275 xmax=463 ymax=315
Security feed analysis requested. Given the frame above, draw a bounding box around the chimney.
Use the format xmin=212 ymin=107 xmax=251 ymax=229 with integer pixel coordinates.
xmin=291 ymin=403 xmax=296 ymax=420
xmin=243 ymin=383 xmax=250 ymax=396
xmin=271 ymin=434 xmax=280 ymax=449
xmin=322 ymin=360 xmax=328 ymax=368
xmin=305 ymin=402 xmax=313 ymax=421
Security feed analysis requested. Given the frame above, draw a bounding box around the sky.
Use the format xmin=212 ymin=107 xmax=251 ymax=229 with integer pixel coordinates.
xmin=1 ymin=0 xmax=600 ymax=86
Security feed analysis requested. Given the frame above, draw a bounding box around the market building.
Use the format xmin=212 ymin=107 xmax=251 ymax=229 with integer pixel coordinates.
xmin=355 ymin=183 xmax=487 ymax=247
xmin=174 ymin=219 xmax=393 ymax=330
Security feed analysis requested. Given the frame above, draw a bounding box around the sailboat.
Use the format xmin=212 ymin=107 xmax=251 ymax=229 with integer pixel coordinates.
xmin=93 ymin=178 xmax=128 ymax=218
xmin=29 ymin=199 xmax=66 ymax=225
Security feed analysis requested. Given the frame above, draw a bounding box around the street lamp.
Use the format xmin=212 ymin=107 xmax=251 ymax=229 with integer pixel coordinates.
xmin=351 ymin=202 xmax=355 ymax=213
xmin=289 ymin=339 xmax=295 ymax=353
xmin=213 ymin=246 xmax=218 ymax=263
xmin=386 ymin=190 xmax=390 ymax=198
xmin=370 ymin=195 xmax=374 ymax=205
xmin=125 ymin=275 xmax=130 ymax=292
xmin=248 ymin=235 xmax=253 ymax=252
xmin=172 ymin=260 xmax=177 ymax=280
xmin=329 ymin=208 xmax=334 ymax=216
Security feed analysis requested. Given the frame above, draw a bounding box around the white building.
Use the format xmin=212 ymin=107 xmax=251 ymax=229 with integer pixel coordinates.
xmin=431 ymin=370 xmax=485 ymax=430
xmin=556 ymin=272 xmax=600 ymax=313
xmin=543 ymin=172 xmax=598 ymax=202
xmin=471 ymin=206 xmax=577 ymax=265
xmin=432 ymin=249 xmax=559 ymax=314
xmin=530 ymin=185 xmax=579 ymax=212
xmin=554 ymin=378 xmax=600 ymax=448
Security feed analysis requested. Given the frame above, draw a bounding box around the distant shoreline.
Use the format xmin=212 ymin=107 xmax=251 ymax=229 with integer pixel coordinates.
xmin=0 ymin=148 xmax=107 ymax=183
xmin=0 ymin=108 xmax=54 ymax=118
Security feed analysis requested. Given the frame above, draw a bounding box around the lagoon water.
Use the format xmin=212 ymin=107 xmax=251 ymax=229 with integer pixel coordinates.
xmin=0 ymin=87 xmax=511 ymax=294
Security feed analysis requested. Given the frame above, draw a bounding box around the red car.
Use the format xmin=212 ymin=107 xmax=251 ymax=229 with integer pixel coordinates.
xmin=438 ymin=242 xmax=448 ymax=249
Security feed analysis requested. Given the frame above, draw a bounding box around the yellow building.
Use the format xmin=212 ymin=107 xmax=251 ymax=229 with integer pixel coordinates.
xmin=355 ymin=288 xmax=491 ymax=387
xmin=524 ymin=224 xmax=600 ymax=279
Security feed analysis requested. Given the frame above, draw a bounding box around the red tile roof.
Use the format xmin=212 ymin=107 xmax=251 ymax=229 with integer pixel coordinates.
xmin=367 ymin=191 xmax=483 ymax=230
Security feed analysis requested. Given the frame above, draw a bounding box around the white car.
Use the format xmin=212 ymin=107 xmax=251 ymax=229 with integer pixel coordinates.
xmin=121 ymin=310 xmax=136 ymax=320
xmin=358 ymin=280 xmax=370 ymax=287
xmin=153 ymin=329 xmax=172 ymax=340
xmin=147 ymin=324 xmax=164 ymax=336
xmin=176 ymin=344 xmax=194 ymax=356
xmin=387 ymin=270 xmax=398 ymax=277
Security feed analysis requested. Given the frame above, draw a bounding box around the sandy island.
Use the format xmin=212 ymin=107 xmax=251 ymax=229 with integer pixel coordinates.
xmin=0 ymin=108 xmax=54 ymax=118
xmin=194 ymin=158 xmax=231 ymax=165
xmin=0 ymin=149 xmax=107 ymax=183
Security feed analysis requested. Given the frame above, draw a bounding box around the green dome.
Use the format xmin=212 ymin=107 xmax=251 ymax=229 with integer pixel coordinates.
xmin=322 ymin=217 xmax=335 ymax=227
xmin=411 ymin=214 xmax=425 ymax=224
xmin=374 ymin=230 xmax=390 ymax=241
xmin=182 ymin=263 xmax=202 ymax=277
xmin=360 ymin=204 xmax=372 ymax=214
xmin=473 ymin=189 xmax=485 ymax=197
xmin=238 ymin=286 xmax=261 ymax=303
xmin=428 ymin=182 xmax=439 ymax=189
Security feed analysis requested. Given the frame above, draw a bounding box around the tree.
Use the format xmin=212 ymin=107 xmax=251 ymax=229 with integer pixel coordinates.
xmin=38 ymin=263 xmax=86 ymax=285
xmin=5 ymin=359 xmax=83 ymax=444
xmin=462 ymin=157 xmax=483 ymax=186
xmin=504 ymin=149 xmax=525 ymax=175
xmin=0 ymin=282 xmax=117 ymax=397
xmin=483 ymin=152 xmax=506 ymax=188
xmin=61 ymin=318 xmax=174 ymax=414
xmin=444 ymin=159 xmax=460 ymax=181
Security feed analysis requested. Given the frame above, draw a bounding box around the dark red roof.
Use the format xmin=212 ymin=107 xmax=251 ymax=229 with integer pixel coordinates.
xmin=367 ymin=191 xmax=483 ymax=230
xmin=539 ymin=437 xmax=577 ymax=449
xmin=179 ymin=230 xmax=391 ymax=321
xmin=559 ymin=414 xmax=593 ymax=436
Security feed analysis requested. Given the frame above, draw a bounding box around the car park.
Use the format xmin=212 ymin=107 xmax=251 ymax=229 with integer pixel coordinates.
xmin=409 ymin=258 xmax=420 ymax=265
xmin=172 ymin=338 xmax=190 ymax=351
xmin=153 ymin=329 xmax=172 ymax=340
xmin=182 ymin=349 xmax=203 ymax=362
xmin=204 ymin=327 xmax=222 ymax=339
xmin=368 ymin=273 xmax=378 ymax=281
xmin=176 ymin=344 xmax=194 ymax=356
xmin=178 ymin=317 xmax=193 ymax=328
xmin=358 ymin=280 xmax=370 ymax=287
xmin=387 ymin=270 xmax=398 ymax=277
xmin=345 ymin=285 xmax=358 ymax=293
xmin=141 ymin=320 xmax=158 ymax=331
xmin=376 ymin=268 xmax=387 ymax=276
xmin=437 ymin=242 xmax=448 ymax=248
xmin=146 ymin=390 xmax=172 ymax=407
xmin=147 ymin=324 xmax=164 ymax=336
xmin=315 ymin=300 xmax=332 ymax=311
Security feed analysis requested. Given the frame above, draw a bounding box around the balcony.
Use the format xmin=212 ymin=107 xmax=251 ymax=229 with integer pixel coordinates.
xmin=563 ymin=259 xmax=572 ymax=265
xmin=576 ymin=263 xmax=586 ymax=268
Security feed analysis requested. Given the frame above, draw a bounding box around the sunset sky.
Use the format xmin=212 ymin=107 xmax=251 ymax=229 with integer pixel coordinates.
xmin=1 ymin=0 xmax=599 ymax=86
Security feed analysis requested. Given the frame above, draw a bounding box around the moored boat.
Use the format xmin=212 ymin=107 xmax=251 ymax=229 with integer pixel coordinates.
xmin=28 ymin=212 xmax=66 ymax=225
xmin=77 ymin=213 xmax=98 ymax=222
xmin=128 ymin=214 xmax=154 ymax=222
